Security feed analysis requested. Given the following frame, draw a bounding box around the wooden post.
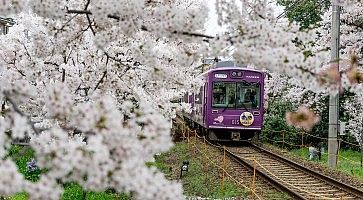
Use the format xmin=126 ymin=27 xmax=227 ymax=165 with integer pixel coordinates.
xmin=187 ymin=128 xmax=190 ymax=150
xmin=282 ymin=131 xmax=285 ymax=149
xmin=182 ymin=123 xmax=185 ymax=141
xmin=251 ymin=156 xmax=256 ymax=199
xmin=187 ymin=128 xmax=190 ymax=142
xmin=193 ymin=130 xmax=197 ymax=155
xmin=301 ymin=131 xmax=304 ymax=148
xmin=222 ymin=146 xmax=226 ymax=193
xmin=203 ymin=136 xmax=207 ymax=171
xmin=337 ymin=139 xmax=341 ymax=169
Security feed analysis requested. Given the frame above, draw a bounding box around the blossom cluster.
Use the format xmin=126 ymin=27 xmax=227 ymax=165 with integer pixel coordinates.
xmin=285 ymin=106 xmax=320 ymax=132
xmin=0 ymin=0 xmax=206 ymax=199
xmin=0 ymin=0 xmax=362 ymax=199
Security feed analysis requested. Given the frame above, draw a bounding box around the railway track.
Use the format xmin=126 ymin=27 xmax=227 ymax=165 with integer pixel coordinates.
xmin=223 ymin=143 xmax=363 ymax=200
xmin=221 ymin=152 xmax=291 ymax=199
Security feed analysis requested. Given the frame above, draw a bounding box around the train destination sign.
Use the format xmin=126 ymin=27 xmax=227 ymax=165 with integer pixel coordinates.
xmin=245 ymin=75 xmax=260 ymax=79
xmin=214 ymin=73 xmax=227 ymax=78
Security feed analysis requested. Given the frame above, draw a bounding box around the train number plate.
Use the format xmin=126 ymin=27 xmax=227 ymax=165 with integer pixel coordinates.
xmin=231 ymin=119 xmax=240 ymax=125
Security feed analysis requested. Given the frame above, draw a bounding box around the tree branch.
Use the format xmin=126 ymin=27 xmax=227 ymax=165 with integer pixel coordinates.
xmin=347 ymin=22 xmax=363 ymax=30
xmin=295 ymin=65 xmax=316 ymax=76
xmin=44 ymin=61 xmax=60 ymax=66
xmin=66 ymin=10 xmax=215 ymax=39
xmin=62 ymin=68 xmax=66 ymax=82
xmin=94 ymin=70 xmax=107 ymax=90
xmin=84 ymin=0 xmax=91 ymax=10
xmin=4 ymin=91 xmax=41 ymax=135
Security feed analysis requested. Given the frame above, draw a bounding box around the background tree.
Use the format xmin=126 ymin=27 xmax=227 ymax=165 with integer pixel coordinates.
xmin=276 ymin=0 xmax=331 ymax=29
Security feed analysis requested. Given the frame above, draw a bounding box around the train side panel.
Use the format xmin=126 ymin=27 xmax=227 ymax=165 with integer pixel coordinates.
xmin=182 ymin=74 xmax=208 ymax=129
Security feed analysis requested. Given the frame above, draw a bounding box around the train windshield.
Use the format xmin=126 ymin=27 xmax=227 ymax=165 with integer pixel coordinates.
xmin=212 ymin=82 xmax=260 ymax=109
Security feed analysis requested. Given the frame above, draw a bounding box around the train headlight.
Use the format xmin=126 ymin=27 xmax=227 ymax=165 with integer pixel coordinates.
xmin=237 ymin=72 xmax=242 ymax=77
xmin=232 ymin=71 xmax=237 ymax=77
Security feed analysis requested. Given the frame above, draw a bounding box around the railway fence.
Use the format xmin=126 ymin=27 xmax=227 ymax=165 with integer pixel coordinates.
xmin=261 ymin=128 xmax=363 ymax=169
xmin=180 ymin=122 xmax=263 ymax=199
xmin=178 ymin=121 xmax=362 ymax=199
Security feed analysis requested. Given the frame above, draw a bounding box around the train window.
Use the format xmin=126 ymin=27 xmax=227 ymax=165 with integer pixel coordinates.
xmin=212 ymin=82 xmax=260 ymax=109
xmin=212 ymin=82 xmax=236 ymax=108
xmin=236 ymin=83 xmax=260 ymax=109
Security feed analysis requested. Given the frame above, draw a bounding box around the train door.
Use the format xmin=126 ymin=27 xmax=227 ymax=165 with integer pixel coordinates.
xmin=203 ymin=82 xmax=208 ymax=125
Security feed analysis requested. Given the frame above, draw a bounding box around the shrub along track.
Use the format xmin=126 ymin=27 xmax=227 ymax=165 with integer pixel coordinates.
xmin=223 ymin=143 xmax=363 ymax=200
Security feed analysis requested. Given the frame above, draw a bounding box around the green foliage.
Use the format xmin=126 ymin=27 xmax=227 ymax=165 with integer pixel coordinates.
xmin=181 ymin=155 xmax=246 ymax=198
xmin=152 ymin=142 xmax=247 ymax=198
xmin=308 ymin=95 xmax=329 ymax=148
xmin=7 ymin=145 xmax=41 ymax=182
xmin=263 ymin=100 xmax=301 ymax=149
xmin=5 ymin=146 xmax=132 ymax=200
xmin=277 ymin=0 xmax=330 ymax=29
xmin=264 ymin=89 xmax=361 ymax=151
xmin=61 ymin=183 xmax=84 ymax=200
xmin=263 ymin=97 xmax=331 ymax=150
xmin=7 ymin=183 xmax=132 ymax=200
xmin=61 ymin=183 xmax=132 ymax=200
xmin=8 ymin=193 xmax=28 ymax=200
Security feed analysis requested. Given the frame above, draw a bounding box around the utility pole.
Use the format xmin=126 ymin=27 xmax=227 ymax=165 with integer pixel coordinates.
xmin=328 ymin=3 xmax=341 ymax=169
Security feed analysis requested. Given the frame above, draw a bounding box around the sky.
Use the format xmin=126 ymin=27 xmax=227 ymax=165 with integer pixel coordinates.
xmin=204 ymin=0 xmax=285 ymax=36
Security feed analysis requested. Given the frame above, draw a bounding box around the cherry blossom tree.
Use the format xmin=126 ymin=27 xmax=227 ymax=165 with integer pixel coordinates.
xmin=343 ymin=93 xmax=363 ymax=150
xmin=264 ymin=72 xmax=327 ymax=113
xmin=263 ymin=0 xmax=363 ymax=148
xmin=1 ymin=0 xmax=208 ymax=199
xmin=0 ymin=0 xmax=362 ymax=199
xmin=315 ymin=1 xmax=363 ymax=146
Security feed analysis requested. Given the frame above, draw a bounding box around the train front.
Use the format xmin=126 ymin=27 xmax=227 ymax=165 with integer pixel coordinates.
xmin=206 ymin=67 xmax=264 ymax=141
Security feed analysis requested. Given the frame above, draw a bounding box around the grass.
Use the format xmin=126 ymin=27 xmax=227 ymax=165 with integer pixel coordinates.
xmin=290 ymin=147 xmax=363 ymax=179
xmin=61 ymin=183 xmax=131 ymax=200
xmin=9 ymin=184 xmax=131 ymax=200
xmin=152 ymin=142 xmax=248 ymax=199
xmin=9 ymin=193 xmax=28 ymax=200
xmin=7 ymin=145 xmax=41 ymax=182
xmin=5 ymin=145 xmax=132 ymax=200
xmin=265 ymin=191 xmax=291 ymax=199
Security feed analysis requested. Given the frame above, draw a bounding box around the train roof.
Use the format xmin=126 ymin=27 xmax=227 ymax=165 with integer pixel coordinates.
xmin=197 ymin=66 xmax=264 ymax=78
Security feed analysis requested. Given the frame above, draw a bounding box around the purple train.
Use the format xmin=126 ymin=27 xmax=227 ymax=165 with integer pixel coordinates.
xmin=182 ymin=61 xmax=265 ymax=141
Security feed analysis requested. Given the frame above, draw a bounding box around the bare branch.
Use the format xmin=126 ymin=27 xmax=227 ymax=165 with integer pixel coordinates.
xmin=66 ymin=10 xmax=215 ymax=40
xmin=4 ymin=91 xmax=41 ymax=135
xmin=62 ymin=68 xmax=66 ymax=82
xmin=86 ymin=14 xmax=96 ymax=35
xmin=44 ymin=61 xmax=60 ymax=66
xmin=94 ymin=70 xmax=107 ymax=90
xmin=347 ymin=22 xmax=363 ymax=30
xmin=84 ymin=0 xmax=91 ymax=10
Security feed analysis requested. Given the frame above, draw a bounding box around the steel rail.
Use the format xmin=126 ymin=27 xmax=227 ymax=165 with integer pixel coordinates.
xmin=250 ymin=143 xmax=363 ymax=199
xmin=222 ymin=146 xmax=306 ymax=200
